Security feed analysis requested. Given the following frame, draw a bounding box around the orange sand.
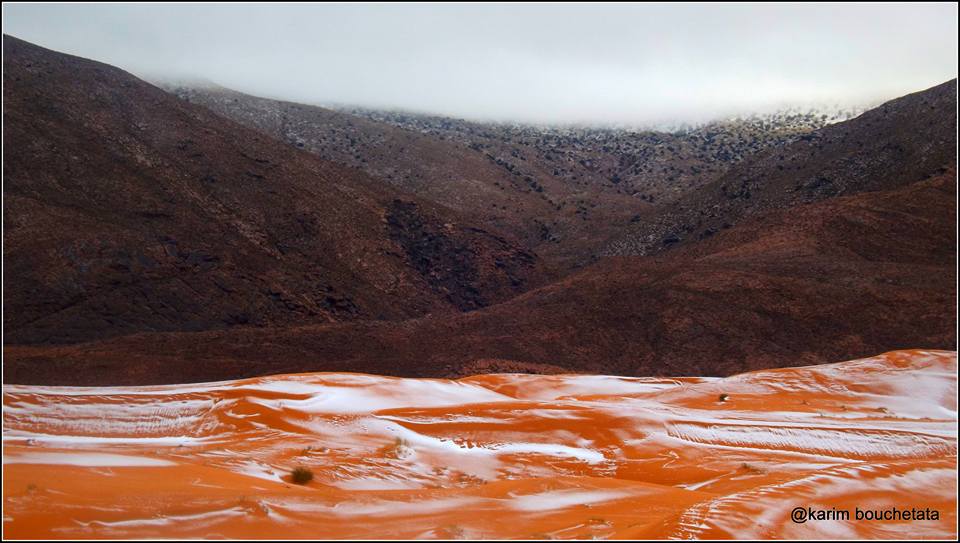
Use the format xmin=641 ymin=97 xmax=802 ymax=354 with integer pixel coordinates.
xmin=3 ymin=349 xmax=956 ymax=539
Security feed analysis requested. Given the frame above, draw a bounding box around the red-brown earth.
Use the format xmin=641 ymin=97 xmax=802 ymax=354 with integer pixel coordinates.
xmin=2 ymin=34 xmax=548 ymax=347
xmin=165 ymin=83 xmax=843 ymax=269
xmin=6 ymin=167 xmax=954 ymax=385
xmin=3 ymin=35 xmax=956 ymax=386
xmin=604 ymin=79 xmax=957 ymax=257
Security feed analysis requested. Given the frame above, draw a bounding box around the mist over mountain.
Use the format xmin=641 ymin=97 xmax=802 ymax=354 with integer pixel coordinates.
xmin=3 ymin=3 xmax=956 ymax=125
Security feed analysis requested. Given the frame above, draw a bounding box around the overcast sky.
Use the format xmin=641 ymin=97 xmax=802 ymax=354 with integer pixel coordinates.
xmin=3 ymin=3 xmax=957 ymax=125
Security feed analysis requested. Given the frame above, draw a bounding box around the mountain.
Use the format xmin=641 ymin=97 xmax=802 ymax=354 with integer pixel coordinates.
xmin=2 ymin=36 xmax=955 ymax=386
xmin=2 ymin=35 xmax=546 ymax=345
xmin=163 ymin=84 xmax=646 ymax=269
xmin=165 ymin=84 xmax=565 ymax=228
xmin=163 ymin=85 xmax=838 ymax=269
xmin=344 ymin=105 xmax=856 ymax=205
xmin=603 ymin=79 xmax=957 ymax=256
xmin=7 ymin=166 xmax=954 ymax=384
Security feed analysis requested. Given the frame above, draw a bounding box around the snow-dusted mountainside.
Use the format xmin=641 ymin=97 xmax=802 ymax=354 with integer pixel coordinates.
xmin=165 ymin=84 xmax=861 ymax=270
xmin=602 ymin=79 xmax=957 ymax=257
xmin=2 ymin=37 xmax=956 ymax=400
xmin=2 ymin=35 xmax=547 ymax=346
xmin=337 ymin=103 xmax=865 ymax=204
xmin=3 ymin=350 xmax=956 ymax=539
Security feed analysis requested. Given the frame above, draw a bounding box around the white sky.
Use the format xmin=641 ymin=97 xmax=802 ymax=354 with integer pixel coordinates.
xmin=3 ymin=3 xmax=957 ymax=124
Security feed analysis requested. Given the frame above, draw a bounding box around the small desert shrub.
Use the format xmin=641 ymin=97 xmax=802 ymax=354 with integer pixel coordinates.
xmin=298 ymin=445 xmax=329 ymax=456
xmin=441 ymin=525 xmax=466 ymax=539
xmin=381 ymin=437 xmax=413 ymax=459
xmin=290 ymin=466 xmax=314 ymax=485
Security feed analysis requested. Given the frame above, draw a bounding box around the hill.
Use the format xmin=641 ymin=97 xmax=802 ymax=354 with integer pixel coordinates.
xmin=604 ymin=79 xmax=957 ymax=256
xmin=2 ymin=37 xmax=955 ymax=385
xmin=165 ymin=85 xmax=842 ymax=269
xmin=2 ymin=35 xmax=546 ymax=345
xmin=6 ymin=167 xmax=954 ymax=384
xmin=165 ymin=84 xmax=645 ymax=269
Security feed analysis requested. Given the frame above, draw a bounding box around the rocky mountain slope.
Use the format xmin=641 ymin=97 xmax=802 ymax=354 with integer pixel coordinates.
xmin=165 ymin=85 xmax=846 ymax=269
xmin=603 ymin=79 xmax=957 ymax=256
xmin=346 ymin=105 xmax=859 ymax=204
xmin=165 ymin=84 xmax=645 ymax=269
xmin=2 ymin=35 xmax=546 ymax=345
xmin=7 ymin=167 xmax=954 ymax=384
xmin=2 ymin=36 xmax=955 ymax=386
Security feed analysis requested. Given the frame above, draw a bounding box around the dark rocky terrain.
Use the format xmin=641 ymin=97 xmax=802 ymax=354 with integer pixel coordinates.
xmin=166 ymin=84 xmax=645 ymax=270
xmin=2 ymin=35 xmax=546 ymax=345
xmin=344 ymin=105 xmax=861 ymax=204
xmin=167 ymin=84 xmax=853 ymax=269
xmin=2 ymin=35 xmax=956 ymax=385
xmin=6 ymin=167 xmax=955 ymax=384
xmin=603 ymin=79 xmax=957 ymax=256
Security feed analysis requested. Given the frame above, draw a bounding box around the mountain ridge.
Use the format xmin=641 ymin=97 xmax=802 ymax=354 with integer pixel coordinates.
xmin=1 ymin=35 xmax=956 ymax=385
xmin=2 ymin=34 xmax=547 ymax=345
xmin=6 ymin=167 xmax=954 ymax=384
xmin=602 ymin=78 xmax=958 ymax=257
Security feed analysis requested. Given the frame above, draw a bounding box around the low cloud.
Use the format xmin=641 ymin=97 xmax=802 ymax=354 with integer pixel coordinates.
xmin=3 ymin=3 xmax=957 ymax=125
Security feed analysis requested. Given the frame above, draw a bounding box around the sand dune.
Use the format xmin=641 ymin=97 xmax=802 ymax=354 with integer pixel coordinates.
xmin=3 ymin=349 xmax=956 ymax=539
